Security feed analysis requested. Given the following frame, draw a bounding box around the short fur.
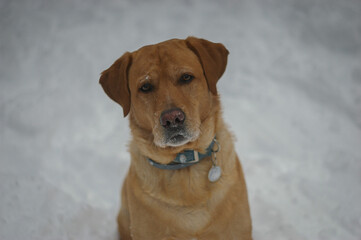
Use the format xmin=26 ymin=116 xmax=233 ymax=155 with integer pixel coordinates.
xmin=100 ymin=37 xmax=252 ymax=240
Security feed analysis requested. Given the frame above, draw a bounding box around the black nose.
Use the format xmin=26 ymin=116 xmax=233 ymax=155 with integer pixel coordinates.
xmin=160 ymin=108 xmax=185 ymax=128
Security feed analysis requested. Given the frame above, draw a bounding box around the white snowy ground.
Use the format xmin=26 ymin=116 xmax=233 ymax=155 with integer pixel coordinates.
xmin=1 ymin=0 xmax=361 ymax=239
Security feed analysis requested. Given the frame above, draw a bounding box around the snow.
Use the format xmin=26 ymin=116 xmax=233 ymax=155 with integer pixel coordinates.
xmin=1 ymin=0 xmax=361 ymax=239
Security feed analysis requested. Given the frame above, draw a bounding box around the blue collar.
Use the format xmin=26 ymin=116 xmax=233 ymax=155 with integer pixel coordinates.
xmin=147 ymin=138 xmax=216 ymax=170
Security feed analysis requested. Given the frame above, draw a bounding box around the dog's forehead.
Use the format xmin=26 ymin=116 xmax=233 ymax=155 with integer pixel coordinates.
xmin=129 ymin=40 xmax=200 ymax=78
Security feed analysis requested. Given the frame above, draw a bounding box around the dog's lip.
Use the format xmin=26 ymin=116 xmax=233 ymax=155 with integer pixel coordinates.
xmin=164 ymin=130 xmax=191 ymax=147
xmin=169 ymin=134 xmax=186 ymax=143
xmin=166 ymin=127 xmax=187 ymax=140
xmin=155 ymin=127 xmax=199 ymax=148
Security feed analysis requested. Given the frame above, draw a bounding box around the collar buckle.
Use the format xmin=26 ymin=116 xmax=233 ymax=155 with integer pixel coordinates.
xmin=188 ymin=150 xmax=199 ymax=163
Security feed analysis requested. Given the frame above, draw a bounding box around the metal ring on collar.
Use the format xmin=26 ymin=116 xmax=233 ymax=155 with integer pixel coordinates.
xmin=212 ymin=138 xmax=221 ymax=153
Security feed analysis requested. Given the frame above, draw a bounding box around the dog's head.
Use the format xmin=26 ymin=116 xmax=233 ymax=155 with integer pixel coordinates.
xmin=100 ymin=37 xmax=228 ymax=150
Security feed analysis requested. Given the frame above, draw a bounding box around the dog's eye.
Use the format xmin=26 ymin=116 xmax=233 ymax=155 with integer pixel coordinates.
xmin=179 ymin=74 xmax=194 ymax=83
xmin=140 ymin=83 xmax=153 ymax=93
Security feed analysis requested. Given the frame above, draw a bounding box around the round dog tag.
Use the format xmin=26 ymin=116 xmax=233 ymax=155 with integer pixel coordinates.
xmin=208 ymin=166 xmax=222 ymax=182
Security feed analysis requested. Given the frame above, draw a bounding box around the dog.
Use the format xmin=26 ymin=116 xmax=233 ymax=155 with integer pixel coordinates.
xmin=99 ymin=37 xmax=252 ymax=240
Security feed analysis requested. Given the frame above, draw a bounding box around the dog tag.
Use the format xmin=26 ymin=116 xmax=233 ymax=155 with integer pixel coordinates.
xmin=208 ymin=166 xmax=221 ymax=182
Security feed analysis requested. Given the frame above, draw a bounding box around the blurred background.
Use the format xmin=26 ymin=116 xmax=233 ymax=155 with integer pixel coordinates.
xmin=1 ymin=0 xmax=361 ymax=239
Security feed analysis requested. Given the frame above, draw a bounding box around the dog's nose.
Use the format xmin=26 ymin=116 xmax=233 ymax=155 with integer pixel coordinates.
xmin=160 ymin=108 xmax=185 ymax=128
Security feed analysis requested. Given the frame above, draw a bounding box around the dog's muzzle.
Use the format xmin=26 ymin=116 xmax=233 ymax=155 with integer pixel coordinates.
xmin=160 ymin=108 xmax=190 ymax=146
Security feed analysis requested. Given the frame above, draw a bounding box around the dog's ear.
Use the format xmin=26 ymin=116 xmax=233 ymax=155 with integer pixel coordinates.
xmin=186 ymin=37 xmax=229 ymax=95
xmin=99 ymin=52 xmax=132 ymax=117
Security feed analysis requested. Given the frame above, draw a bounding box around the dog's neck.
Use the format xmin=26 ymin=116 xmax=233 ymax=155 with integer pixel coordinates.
xmin=146 ymin=137 xmax=217 ymax=170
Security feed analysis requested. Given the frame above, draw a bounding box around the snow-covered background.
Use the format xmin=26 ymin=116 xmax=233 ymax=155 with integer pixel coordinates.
xmin=1 ymin=0 xmax=361 ymax=239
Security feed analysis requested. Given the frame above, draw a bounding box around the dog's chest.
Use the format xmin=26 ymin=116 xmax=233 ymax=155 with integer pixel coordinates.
xmin=168 ymin=205 xmax=211 ymax=232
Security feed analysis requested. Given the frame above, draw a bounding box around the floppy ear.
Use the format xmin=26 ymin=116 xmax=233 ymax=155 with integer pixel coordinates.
xmin=99 ymin=52 xmax=132 ymax=117
xmin=185 ymin=37 xmax=229 ymax=95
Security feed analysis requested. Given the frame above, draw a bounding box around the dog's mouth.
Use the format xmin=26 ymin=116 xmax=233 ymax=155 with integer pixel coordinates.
xmin=169 ymin=133 xmax=186 ymax=144
xmin=164 ymin=128 xmax=190 ymax=147
xmin=153 ymin=121 xmax=200 ymax=148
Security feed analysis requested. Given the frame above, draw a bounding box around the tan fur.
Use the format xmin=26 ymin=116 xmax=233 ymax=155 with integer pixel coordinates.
xmin=100 ymin=37 xmax=252 ymax=240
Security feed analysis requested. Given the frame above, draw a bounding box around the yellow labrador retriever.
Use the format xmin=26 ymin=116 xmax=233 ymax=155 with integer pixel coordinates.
xmin=100 ymin=37 xmax=252 ymax=240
